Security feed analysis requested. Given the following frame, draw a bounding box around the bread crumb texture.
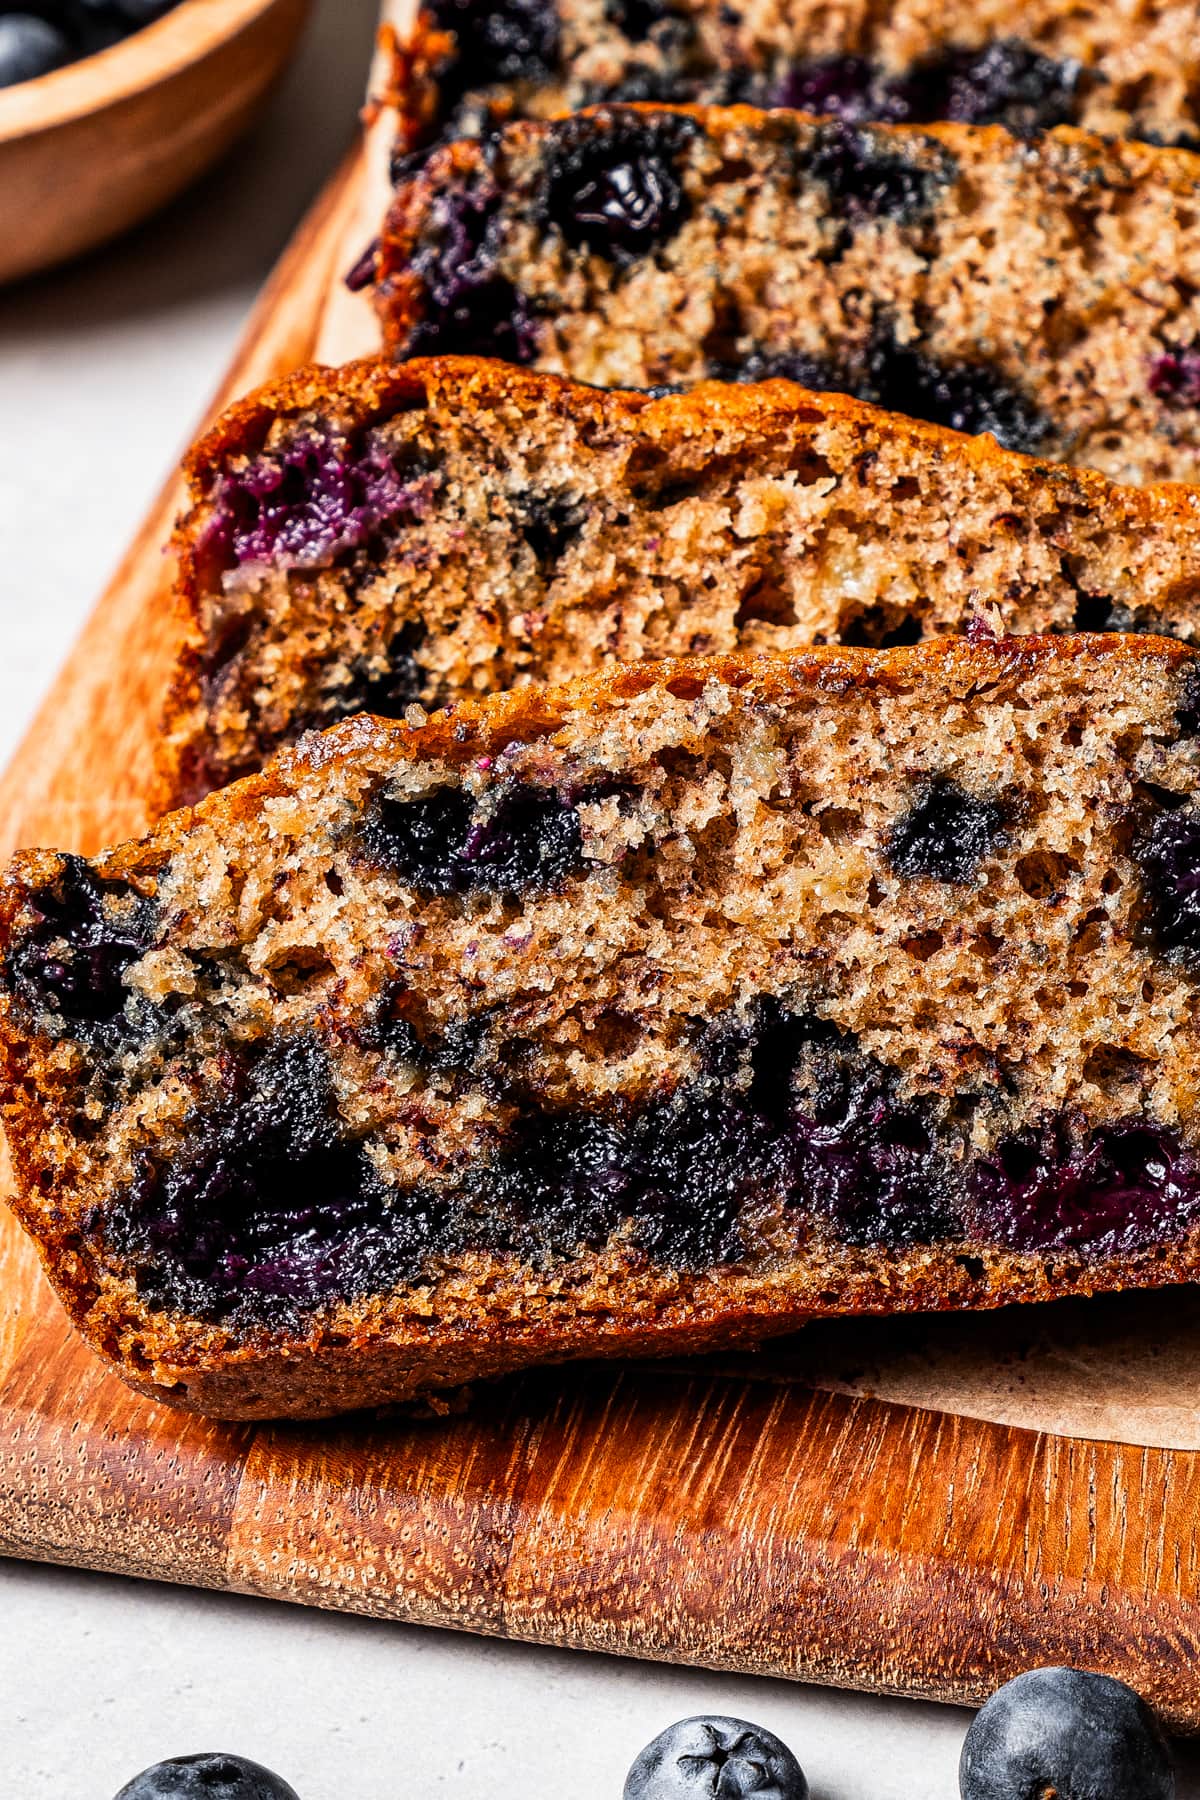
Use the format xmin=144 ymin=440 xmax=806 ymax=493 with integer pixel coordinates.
xmin=7 ymin=639 xmax=1200 ymax=1416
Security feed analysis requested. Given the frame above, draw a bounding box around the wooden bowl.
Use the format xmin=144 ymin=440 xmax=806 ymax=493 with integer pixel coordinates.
xmin=0 ymin=0 xmax=313 ymax=285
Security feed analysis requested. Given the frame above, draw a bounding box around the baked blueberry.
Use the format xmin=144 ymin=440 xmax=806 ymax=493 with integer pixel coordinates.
xmin=931 ymin=40 xmax=1084 ymax=133
xmin=1133 ymin=800 xmax=1200 ymax=968
xmin=114 ymin=1753 xmax=299 ymax=1800
xmin=606 ymin=0 xmax=682 ymax=43
xmin=959 ymin=1668 xmax=1174 ymax=1800
xmin=103 ymin=1037 xmax=414 ymax=1322
xmin=362 ymin=780 xmax=595 ymax=897
xmin=717 ymin=336 xmax=1049 ymax=457
xmin=541 ymin=113 xmax=697 ymax=261
xmin=969 ymin=1116 xmax=1200 ymax=1256
xmin=426 ymin=0 xmax=560 ymax=105
xmin=0 ymin=15 xmax=70 ymax=87
xmin=406 ymin=183 xmax=538 ymax=361
xmin=776 ymin=40 xmax=1084 ymax=136
xmin=624 ymin=1717 xmax=808 ymax=1800
xmin=333 ymin=624 xmax=429 ymax=723
xmin=802 ymin=121 xmax=950 ymax=223
xmin=860 ymin=337 xmax=1050 ymax=454
xmin=711 ymin=347 xmax=845 ymax=391
xmin=1150 ymin=345 xmax=1200 ymax=409
xmin=788 ymin=1023 xmax=957 ymax=1246
xmin=6 ymin=855 xmax=155 ymax=1032
xmin=887 ymin=778 xmax=1007 ymax=883
xmin=518 ymin=493 xmax=585 ymax=565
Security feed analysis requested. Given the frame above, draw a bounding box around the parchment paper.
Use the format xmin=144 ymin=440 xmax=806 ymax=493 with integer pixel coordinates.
xmin=303 ymin=1 xmax=1200 ymax=1456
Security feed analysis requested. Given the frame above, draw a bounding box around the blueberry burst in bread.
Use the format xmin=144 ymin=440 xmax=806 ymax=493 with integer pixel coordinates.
xmin=162 ymin=356 xmax=1200 ymax=806
xmin=389 ymin=0 xmax=1200 ymax=169
xmin=375 ymin=106 xmax=1200 ymax=485
xmin=7 ymin=638 xmax=1200 ymax=1420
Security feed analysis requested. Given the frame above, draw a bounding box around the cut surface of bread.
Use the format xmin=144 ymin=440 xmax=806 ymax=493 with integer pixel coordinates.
xmin=163 ymin=355 xmax=1200 ymax=805
xmin=386 ymin=0 xmax=1200 ymax=167
xmin=7 ymin=639 xmax=1200 ymax=1419
xmin=375 ymin=106 xmax=1200 ymax=485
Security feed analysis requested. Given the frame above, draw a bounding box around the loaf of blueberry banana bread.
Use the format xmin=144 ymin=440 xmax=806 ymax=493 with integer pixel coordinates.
xmin=375 ymin=105 xmax=1200 ymax=485
xmin=162 ymin=354 xmax=1200 ymax=805
xmin=7 ymin=637 xmax=1200 ymax=1419
xmin=387 ymin=0 xmax=1200 ymax=171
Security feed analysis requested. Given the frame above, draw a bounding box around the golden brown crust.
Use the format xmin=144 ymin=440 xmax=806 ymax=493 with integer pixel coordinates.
xmin=158 ymin=629 xmax=1195 ymax=849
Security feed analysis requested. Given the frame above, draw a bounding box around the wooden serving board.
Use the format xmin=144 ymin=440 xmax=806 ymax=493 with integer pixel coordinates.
xmin=3 ymin=116 xmax=1200 ymax=1730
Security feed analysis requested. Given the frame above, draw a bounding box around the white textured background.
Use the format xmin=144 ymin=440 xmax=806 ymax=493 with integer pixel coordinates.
xmin=2 ymin=4 xmax=1199 ymax=1794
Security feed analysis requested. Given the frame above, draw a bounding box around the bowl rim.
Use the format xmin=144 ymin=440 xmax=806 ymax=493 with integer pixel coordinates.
xmin=0 ymin=0 xmax=298 ymax=146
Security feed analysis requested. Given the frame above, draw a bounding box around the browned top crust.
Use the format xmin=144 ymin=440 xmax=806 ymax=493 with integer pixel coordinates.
xmin=175 ymin=352 xmax=1200 ymax=584
xmin=61 ymin=630 xmax=1200 ymax=882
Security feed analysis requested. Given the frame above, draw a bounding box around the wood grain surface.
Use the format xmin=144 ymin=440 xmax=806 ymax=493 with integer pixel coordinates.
xmin=2 ymin=138 xmax=1199 ymax=1729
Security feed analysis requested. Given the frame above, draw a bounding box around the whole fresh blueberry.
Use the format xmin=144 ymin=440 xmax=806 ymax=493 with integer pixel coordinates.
xmin=113 ymin=1753 xmax=300 ymax=1800
xmin=624 ymin=1717 xmax=809 ymax=1800
xmin=959 ymin=1668 xmax=1175 ymax=1800
xmin=0 ymin=15 xmax=71 ymax=88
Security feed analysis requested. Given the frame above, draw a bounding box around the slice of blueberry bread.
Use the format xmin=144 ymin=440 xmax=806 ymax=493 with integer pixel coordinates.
xmin=375 ymin=105 xmax=1200 ymax=485
xmin=387 ymin=0 xmax=1200 ymax=171
xmin=162 ymin=355 xmax=1200 ymax=806
xmin=8 ymin=637 xmax=1200 ymax=1420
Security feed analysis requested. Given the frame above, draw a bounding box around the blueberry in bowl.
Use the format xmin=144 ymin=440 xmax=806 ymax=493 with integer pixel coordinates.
xmin=0 ymin=16 xmax=73 ymax=87
xmin=0 ymin=0 xmax=312 ymax=283
xmin=0 ymin=3 xmax=185 ymax=91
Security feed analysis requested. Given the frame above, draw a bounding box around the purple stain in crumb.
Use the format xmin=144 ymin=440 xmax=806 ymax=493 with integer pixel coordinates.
xmin=966 ymin=612 xmax=1000 ymax=643
xmin=203 ymin=426 xmax=435 ymax=573
xmin=405 ymin=180 xmax=539 ymax=362
xmin=775 ymin=55 xmax=896 ymax=123
xmin=970 ymin=1116 xmax=1200 ymax=1256
xmin=1150 ymin=345 xmax=1200 ymax=409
